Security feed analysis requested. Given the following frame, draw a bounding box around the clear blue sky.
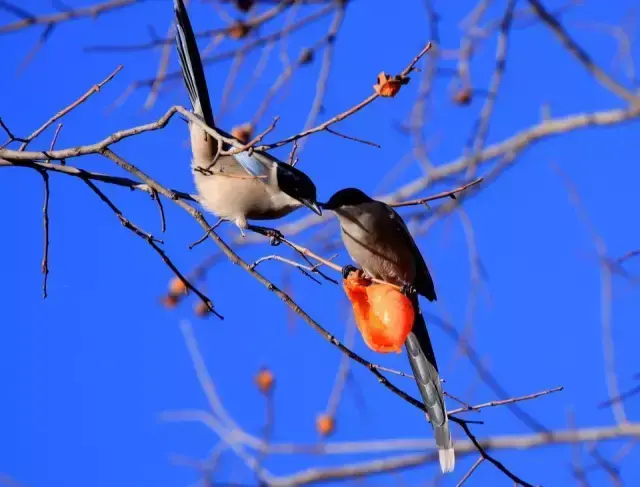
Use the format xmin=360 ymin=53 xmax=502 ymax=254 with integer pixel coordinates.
xmin=1 ymin=0 xmax=639 ymax=485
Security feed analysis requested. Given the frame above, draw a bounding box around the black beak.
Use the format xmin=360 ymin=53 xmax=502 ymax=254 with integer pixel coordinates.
xmin=301 ymin=199 xmax=322 ymax=216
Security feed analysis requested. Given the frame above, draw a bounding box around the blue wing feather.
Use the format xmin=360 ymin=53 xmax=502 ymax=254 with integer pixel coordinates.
xmin=232 ymin=151 xmax=271 ymax=178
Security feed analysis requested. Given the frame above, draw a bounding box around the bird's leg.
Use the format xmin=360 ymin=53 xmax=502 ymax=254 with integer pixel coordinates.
xmin=341 ymin=265 xmax=360 ymax=279
xmin=247 ymin=224 xmax=284 ymax=246
xmin=233 ymin=222 xmax=246 ymax=237
xmin=400 ymin=283 xmax=418 ymax=296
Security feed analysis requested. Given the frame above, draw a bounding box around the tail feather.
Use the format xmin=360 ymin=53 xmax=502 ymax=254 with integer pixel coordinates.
xmin=405 ymin=298 xmax=454 ymax=473
xmin=174 ymin=0 xmax=215 ymax=127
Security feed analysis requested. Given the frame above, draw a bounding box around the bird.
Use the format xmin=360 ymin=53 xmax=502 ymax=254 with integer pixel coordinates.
xmin=173 ymin=0 xmax=321 ymax=239
xmin=320 ymin=187 xmax=454 ymax=473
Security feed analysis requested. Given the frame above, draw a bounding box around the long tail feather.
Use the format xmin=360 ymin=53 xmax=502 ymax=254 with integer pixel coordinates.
xmin=174 ymin=0 xmax=215 ymax=127
xmin=405 ymin=298 xmax=454 ymax=473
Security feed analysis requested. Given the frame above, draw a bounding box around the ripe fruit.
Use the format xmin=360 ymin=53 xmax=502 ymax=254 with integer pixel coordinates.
xmin=255 ymin=367 xmax=275 ymax=394
xmin=232 ymin=123 xmax=253 ymax=145
xmin=160 ymin=294 xmax=178 ymax=309
xmin=169 ymin=276 xmax=188 ymax=296
xmin=316 ymin=413 xmax=335 ymax=437
xmin=194 ymin=300 xmax=211 ymax=317
xmin=453 ymin=87 xmax=473 ymax=106
xmin=343 ymin=272 xmax=415 ymax=353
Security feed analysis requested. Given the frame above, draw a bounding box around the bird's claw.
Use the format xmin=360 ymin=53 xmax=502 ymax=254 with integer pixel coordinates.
xmin=341 ymin=265 xmax=359 ymax=279
xmin=269 ymin=235 xmax=282 ymax=246
xmin=400 ymin=283 xmax=417 ymax=296
xmin=263 ymin=229 xmax=283 ymax=246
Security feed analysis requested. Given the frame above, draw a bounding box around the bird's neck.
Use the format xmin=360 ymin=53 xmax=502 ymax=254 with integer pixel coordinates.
xmin=270 ymin=188 xmax=302 ymax=211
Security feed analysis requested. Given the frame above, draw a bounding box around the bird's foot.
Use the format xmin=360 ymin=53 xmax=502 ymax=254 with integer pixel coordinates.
xmin=268 ymin=234 xmax=282 ymax=246
xmin=400 ymin=283 xmax=417 ymax=296
xmin=248 ymin=225 xmax=283 ymax=246
xmin=341 ymin=265 xmax=359 ymax=279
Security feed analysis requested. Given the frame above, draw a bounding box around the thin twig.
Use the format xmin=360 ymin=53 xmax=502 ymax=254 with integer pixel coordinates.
xmin=325 ymin=127 xmax=381 ymax=148
xmin=294 ymin=4 xmax=346 ymax=155
xmin=250 ymin=255 xmax=329 ymax=285
xmin=0 ymin=117 xmax=27 ymax=147
xmin=144 ymin=21 xmax=175 ymax=110
xmin=456 ymin=456 xmax=484 ymax=486
xmin=258 ymin=41 xmax=434 ymax=150
xmin=83 ymin=0 xmax=292 ymax=52
xmin=36 ymin=169 xmax=50 ymax=298
xmin=527 ymin=0 xmax=640 ymax=104
xmin=19 ymin=65 xmax=123 ymax=150
xmin=466 ymin=0 xmax=516 ymax=175
xmin=16 ymin=23 xmax=55 ymax=75
xmin=553 ymin=164 xmax=626 ymax=424
xmin=0 ymin=0 xmax=142 ymax=34
xmin=0 ymin=158 xmax=195 ymax=201
xmin=451 ymin=417 xmax=535 ymax=487
xmin=449 ymin=386 xmax=563 ymax=415
xmin=225 ymin=117 xmax=280 ymax=156
xmin=189 ymin=219 xmax=225 ymax=250
xmin=96 ymin=149 xmax=223 ymax=319
xmin=370 ymin=364 xmax=415 ymax=380
xmin=46 ymin=124 xmax=63 ymax=163
xmin=616 ymin=250 xmax=640 ymax=264
xmin=391 ymin=178 xmax=483 ymax=207
xmin=150 ymin=188 xmax=167 ymax=233
xmin=326 ymin=318 xmax=357 ymax=417
xmin=134 ymin=4 xmax=335 ymax=88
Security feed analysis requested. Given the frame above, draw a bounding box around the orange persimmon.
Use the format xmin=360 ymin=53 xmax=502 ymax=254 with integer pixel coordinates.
xmin=343 ymin=271 xmax=415 ymax=353
xmin=316 ymin=413 xmax=335 ymax=437
xmin=254 ymin=367 xmax=275 ymax=394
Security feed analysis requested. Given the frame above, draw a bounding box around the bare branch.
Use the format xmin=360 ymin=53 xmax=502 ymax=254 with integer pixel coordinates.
xmin=35 ymin=168 xmax=50 ymax=298
xmin=0 ymin=0 xmax=142 ymax=34
xmin=466 ymin=0 xmax=516 ymax=174
xmin=527 ymin=0 xmax=640 ymax=104
xmin=97 ymin=149 xmax=223 ymax=319
xmin=258 ymin=41 xmax=434 ymax=150
xmin=449 ymin=386 xmax=563 ymax=415
xmin=390 ymin=178 xmax=483 ymax=207
xmin=553 ymin=164 xmax=626 ymax=423
xmin=456 ymin=456 xmax=484 ymax=487
xmin=18 ymin=65 xmax=123 ymax=150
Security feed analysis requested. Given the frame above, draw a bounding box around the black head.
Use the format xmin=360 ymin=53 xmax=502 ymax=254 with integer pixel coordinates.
xmin=320 ymin=188 xmax=373 ymax=210
xmin=276 ymin=164 xmax=321 ymax=215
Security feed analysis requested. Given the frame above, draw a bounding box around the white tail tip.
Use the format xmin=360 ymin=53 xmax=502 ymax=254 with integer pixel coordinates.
xmin=439 ymin=447 xmax=455 ymax=473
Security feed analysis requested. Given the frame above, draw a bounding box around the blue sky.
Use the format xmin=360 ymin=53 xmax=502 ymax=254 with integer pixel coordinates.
xmin=1 ymin=0 xmax=639 ymax=485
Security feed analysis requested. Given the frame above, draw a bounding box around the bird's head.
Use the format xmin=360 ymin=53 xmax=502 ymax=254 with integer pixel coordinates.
xmin=276 ymin=164 xmax=321 ymax=216
xmin=319 ymin=188 xmax=373 ymax=211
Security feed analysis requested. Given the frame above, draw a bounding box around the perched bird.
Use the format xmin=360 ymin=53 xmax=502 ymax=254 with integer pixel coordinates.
xmin=173 ymin=0 xmax=321 ymax=238
xmin=320 ymin=188 xmax=454 ymax=473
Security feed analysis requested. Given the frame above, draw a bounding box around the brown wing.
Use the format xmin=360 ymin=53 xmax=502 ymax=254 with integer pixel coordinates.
xmin=386 ymin=204 xmax=437 ymax=301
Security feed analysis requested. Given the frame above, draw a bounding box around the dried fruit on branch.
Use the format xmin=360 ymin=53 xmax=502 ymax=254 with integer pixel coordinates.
xmin=299 ymin=48 xmax=314 ymax=65
xmin=229 ymin=22 xmax=251 ymax=40
xmin=373 ymin=72 xmax=409 ymax=97
xmin=316 ymin=413 xmax=335 ymax=437
xmin=232 ymin=123 xmax=254 ymax=144
xmin=160 ymin=294 xmax=179 ymax=309
xmin=453 ymin=87 xmax=473 ymax=106
xmin=194 ymin=300 xmax=211 ymax=317
xmin=169 ymin=276 xmax=188 ymax=296
xmin=255 ymin=367 xmax=275 ymax=394
xmin=343 ymin=271 xmax=415 ymax=353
